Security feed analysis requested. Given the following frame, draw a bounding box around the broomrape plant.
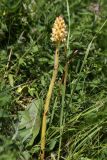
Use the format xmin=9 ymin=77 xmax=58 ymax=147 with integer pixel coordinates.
xmin=40 ymin=16 xmax=67 ymax=160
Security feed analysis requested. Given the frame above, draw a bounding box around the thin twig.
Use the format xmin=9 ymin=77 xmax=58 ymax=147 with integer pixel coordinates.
xmin=6 ymin=48 xmax=12 ymax=69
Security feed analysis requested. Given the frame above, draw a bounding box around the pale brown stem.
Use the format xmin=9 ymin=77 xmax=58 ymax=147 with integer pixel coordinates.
xmin=40 ymin=48 xmax=59 ymax=160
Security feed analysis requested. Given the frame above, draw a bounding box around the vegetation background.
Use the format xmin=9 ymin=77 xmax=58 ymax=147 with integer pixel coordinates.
xmin=0 ymin=0 xmax=107 ymax=160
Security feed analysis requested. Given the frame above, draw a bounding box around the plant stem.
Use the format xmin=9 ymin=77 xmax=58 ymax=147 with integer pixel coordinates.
xmin=58 ymin=63 xmax=68 ymax=160
xmin=40 ymin=47 xmax=59 ymax=160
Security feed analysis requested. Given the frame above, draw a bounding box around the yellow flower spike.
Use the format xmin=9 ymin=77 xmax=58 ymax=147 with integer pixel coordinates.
xmin=51 ymin=16 xmax=67 ymax=43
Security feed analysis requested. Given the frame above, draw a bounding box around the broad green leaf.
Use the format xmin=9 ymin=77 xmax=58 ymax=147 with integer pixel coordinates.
xmin=16 ymin=99 xmax=42 ymax=146
xmin=49 ymin=138 xmax=57 ymax=151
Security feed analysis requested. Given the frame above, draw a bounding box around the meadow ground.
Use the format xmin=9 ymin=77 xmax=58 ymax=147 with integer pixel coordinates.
xmin=0 ymin=1 xmax=107 ymax=160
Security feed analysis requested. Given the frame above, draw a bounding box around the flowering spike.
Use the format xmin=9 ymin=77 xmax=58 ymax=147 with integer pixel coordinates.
xmin=51 ymin=16 xmax=67 ymax=43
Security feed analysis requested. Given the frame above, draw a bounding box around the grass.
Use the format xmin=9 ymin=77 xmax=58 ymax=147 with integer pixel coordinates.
xmin=0 ymin=0 xmax=107 ymax=160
